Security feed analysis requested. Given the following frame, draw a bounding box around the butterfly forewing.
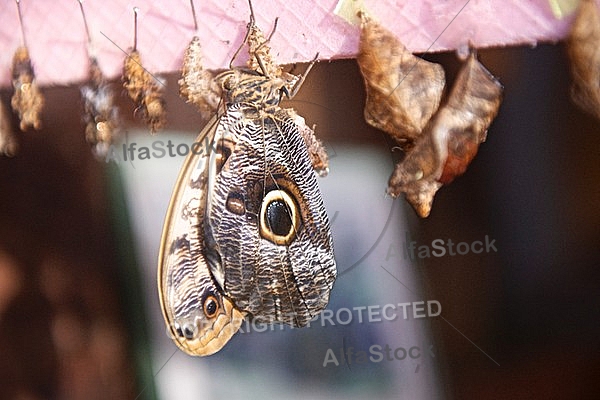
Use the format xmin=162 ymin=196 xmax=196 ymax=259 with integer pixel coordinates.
xmin=204 ymin=73 xmax=336 ymax=327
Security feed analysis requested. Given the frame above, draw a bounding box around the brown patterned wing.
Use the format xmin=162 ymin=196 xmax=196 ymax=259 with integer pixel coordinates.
xmin=158 ymin=115 xmax=246 ymax=356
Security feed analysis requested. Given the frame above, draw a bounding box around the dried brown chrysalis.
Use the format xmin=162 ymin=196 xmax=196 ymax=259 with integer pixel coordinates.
xmin=81 ymin=58 xmax=120 ymax=158
xmin=178 ymin=0 xmax=221 ymax=118
xmin=244 ymin=10 xmax=298 ymax=90
xmin=123 ymin=50 xmax=166 ymax=134
xmin=11 ymin=47 xmax=44 ymax=131
xmin=356 ymin=11 xmax=445 ymax=149
xmin=0 ymin=100 xmax=18 ymax=157
xmin=356 ymin=11 xmax=502 ymax=217
xmin=246 ymin=14 xmax=280 ymax=76
xmin=567 ymin=0 xmax=600 ymax=120
xmin=179 ymin=36 xmax=221 ymax=119
xmin=387 ymin=52 xmax=503 ymax=217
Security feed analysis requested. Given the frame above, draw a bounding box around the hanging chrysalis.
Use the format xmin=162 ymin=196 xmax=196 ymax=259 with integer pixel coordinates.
xmin=123 ymin=7 xmax=166 ymax=134
xmin=79 ymin=0 xmax=119 ymax=158
xmin=567 ymin=0 xmax=600 ymax=120
xmin=179 ymin=0 xmax=221 ymax=119
xmin=244 ymin=5 xmax=297 ymax=89
xmin=11 ymin=1 xmax=44 ymax=131
xmin=179 ymin=36 xmax=222 ymax=119
xmin=387 ymin=51 xmax=503 ymax=217
xmin=0 ymin=100 xmax=18 ymax=157
xmin=353 ymin=8 xmax=502 ymax=217
xmin=81 ymin=59 xmax=120 ymax=158
xmin=245 ymin=11 xmax=278 ymax=74
xmin=356 ymin=11 xmax=445 ymax=149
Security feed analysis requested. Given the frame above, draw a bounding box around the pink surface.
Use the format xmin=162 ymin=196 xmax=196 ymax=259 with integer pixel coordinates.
xmin=0 ymin=0 xmax=588 ymax=88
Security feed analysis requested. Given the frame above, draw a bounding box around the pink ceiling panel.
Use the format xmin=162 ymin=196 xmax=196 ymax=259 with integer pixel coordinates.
xmin=0 ymin=0 xmax=585 ymax=88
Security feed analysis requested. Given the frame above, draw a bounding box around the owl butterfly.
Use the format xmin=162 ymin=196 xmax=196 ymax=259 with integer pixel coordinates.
xmin=81 ymin=58 xmax=119 ymax=159
xmin=11 ymin=47 xmax=44 ymax=131
xmin=0 ymin=100 xmax=18 ymax=157
xmin=356 ymin=13 xmax=503 ymax=217
xmin=158 ymin=11 xmax=336 ymax=356
xmin=567 ymin=0 xmax=600 ymax=120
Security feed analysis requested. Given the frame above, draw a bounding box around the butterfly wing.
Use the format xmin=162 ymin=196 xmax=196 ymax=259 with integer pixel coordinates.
xmin=158 ymin=115 xmax=246 ymax=356
xmin=204 ymin=102 xmax=337 ymax=327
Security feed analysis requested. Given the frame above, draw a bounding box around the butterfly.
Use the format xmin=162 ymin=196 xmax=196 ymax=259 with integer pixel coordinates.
xmin=158 ymin=12 xmax=336 ymax=356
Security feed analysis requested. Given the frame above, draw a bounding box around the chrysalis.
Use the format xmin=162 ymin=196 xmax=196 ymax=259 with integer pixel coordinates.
xmin=78 ymin=0 xmax=119 ymax=158
xmin=123 ymin=50 xmax=166 ymax=134
xmin=356 ymin=11 xmax=502 ymax=217
xmin=81 ymin=58 xmax=120 ymax=158
xmin=123 ymin=8 xmax=166 ymax=134
xmin=0 ymin=100 xmax=18 ymax=157
xmin=567 ymin=0 xmax=600 ymax=120
xmin=11 ymin=1 xmax=43 ymax=132
xmin=11 ymin=47 xmax=44 ymax=131
xmin=387 ymin=52 xmax=503 ymax=217
xmin=245 ymin=10 xmax=295 ymax=86
xmin=356 ymin=11 xmax=445 ymax=149
xmin=179 ymin=36 xmax=222 ymax=119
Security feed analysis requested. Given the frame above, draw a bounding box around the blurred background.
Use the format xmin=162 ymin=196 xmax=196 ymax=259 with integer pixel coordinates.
xmin=0 ymin=29 xmax=599 ymax=400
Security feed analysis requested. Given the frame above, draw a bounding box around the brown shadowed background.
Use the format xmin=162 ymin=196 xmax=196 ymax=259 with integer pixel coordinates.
xmin=0 ymin=41 xmax=599 ymax=400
